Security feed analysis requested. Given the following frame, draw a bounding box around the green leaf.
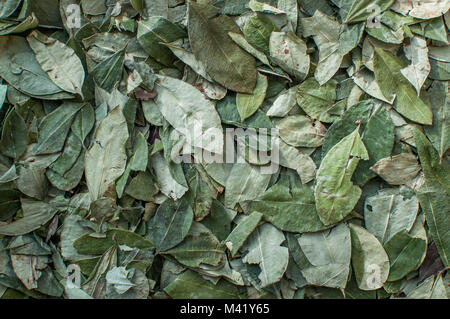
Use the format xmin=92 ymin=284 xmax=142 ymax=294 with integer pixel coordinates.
xmin=163 ymin=223 xmax=224 ymax=268
xmin=0 ymin=189 xmax=20 ymax=221
xmin=90 ymin=48 xmax=125 ymax=92
xmin=81 ymin=0 xmax=106 ymax=15
xmin=85 ymin=106 xmax=129 ymax=201
xmin=202 ymin=200 xmax=236 ymax=242
xmin=0 ymin=84 xmax=6 ymax=110
xmin=154 ymin=75 xmax=223 ymax=154
xmin=0 ymin=198 xmax=58 ymax=236
xmin=0 ymin=0 xmax=446 ymax=300
xmin=142 ymin=100 xmax=163 ymax=126
xmin=225 ymin=211 xmax=262 ymax=257
xmin=413 ymin=127 xmax=450 ymax=194
xmin=349 ymin=223 xmax=390 ymax=291
xmin=224 ymin=161 xmax=272 ymax=209
xmin=217 ymin=95 xmax=272 ymax=129
xmin=16 ymin=165 xmax=47 ymax=200
xmin=0 ymin=36 xmax=64 ymax=97
xmin=366 ymin=24 xmax=404 ymax=45
xmin=413 ymin=17 xmax=449 ymax=45
xmin=71 ymin=103 xmax=95 ymax=146
xmin=125 ymin=171 xmax=159 ymax=202
xmin=0 ymin=13 xmax=39 ymax=36
xmin=49 ymin=132 xmax=82 ymax=176
xmin=343 ymin=0 xmax=395 ymax=23
xmin=236 ymin=73 xmax=268 ymax=122
xmin=296 ymin=78 xmax=343 ymax=123
xmin=228 ymin=32 xmax=271 ymax=67
xmin=188 ymin=1 xmax=257 ymax=93
xmin=383 ymin=222 xmax=427 ymax=282
xmin=0 ymin=109 xmax=28 ymax=159
xmin=164 ymin=42 xmax=213 ymax=82
xmin=297 ymin=223 xmax=351 ymax=289
xmin=269 ymin=31 xmax=310 ymax=80
xmin=116 ymin=134 xmax=149 ymax=199
xmin=46 ymin=149 xmax=85 ymax=192
xmin=149 ymin=152 xmax=188 ymax=201
xmin=277 ymin=115 xmax=326 ymax=148
xmin=277 ymin=139 xmax=317 ymax=184
xmin=243 ymin=14 xmax=277 ymax=55
xmin=137 ymin=17 xmax=187 ymax=67
xmin=186 ymin=165 xmax=217 ymax=221
xmin=373 ymin=48 xmax=433 ymax=125
xmin=338 ymin=23 xmax=365 ymax=56
xmin=351 ymin=68 xmax=395 ymax=104
xmin=164 ymin=270 xmax=240 ymax=299
xmin=277 ymin=0 xmax=298 ymax=30
xmin=242 ymin=223 xmax=289 ymax=288
xmin=82 ymin=244 xmax=117 ymax=299
xmin=301 ymin=11 xmax=343 ymax=85
xmin=244 ymin=180 xmax=327 ymax=233
xmin=74 ymin=229 xmax=154 ymax=255
xmin=60 ymin=214 xmax=96 ymax=261
xmin=26 ymin=30 xmax=85 ymax=98
xmin=315 ymin=128 xmax=369 ymax=226
xmin=417 ymin=183 xmax=450 ymax=268
xmin=406 ymin=274 xmax=448 ymax=299
xmin=321 ymin=100 xmax=395 ymax=185
xmin=148 ymin=198 xmax=193 ymax=252
xmin=422 ymin=80 xmax=449 ymax=160
xmin=364 ymin=189 xmax=420 ymax=245
xmin=34 ymin=102 xmax=85 ymax=155
xmin=0 ymin=0 xmax=21 ymax=19
xmin=129 ymin=133 xmax=148 ymax=172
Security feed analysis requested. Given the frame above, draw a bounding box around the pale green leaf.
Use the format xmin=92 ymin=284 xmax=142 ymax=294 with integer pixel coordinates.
xmin=0 ymin=109 xmax=28 ymax=159
xmin=188 ymin=2 xmax=257 ymax=93
xmin=301 ymin=11 xmax=343 ymax=85
xmin=148 ymin=198 xmax=193 ymax=252
xmin=0 ymin=198 xmax=58 ymax=236
xmin=277 ymin=115 xmax=326 ymax=148
xmin=400 ymin=36 xmax=431 ymax=95
xmin=225 ymin=211 xmax=262 ymax=257
xmin=85 ymin=106 xmax=129 ymax=201
xmin=27 ymin=30 xmax=84 ymax=98
xmin=315 ymin=128 xmax=369 ymax=225
xmin=236 ymin=73 xmax=268 ymax=122
xmin=297 ymin=223 xmax=351 ymax=289
xmin=373 ymin=48 xmax=433 ymax=125
xmin=269 ymin=31 xmax=310 ymax=80
xmin=154 ymin=75 xmax=224 ymax=154
xmin=242 ymin=223 xmax=289 ymax=288
xmin=164 ymin=270 xmax=240 ymax=299
xmin=34 ymin=102 xmax=85 ymax=155
xmin=349 ymin=223 xmax=390 ymax=290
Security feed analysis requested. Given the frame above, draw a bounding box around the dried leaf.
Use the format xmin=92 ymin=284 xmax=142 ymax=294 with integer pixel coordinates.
xmin=85 ymin=106 xmax=129 ymax=201
xmin=27 ymin=30 xmax=84 ymax=98
xmin=242 ymin=223 xmax=289 ymax=288
xmin=188 ymin=2 xmax=257 ymax=93
xmin=315 ymin=128 xmax=369 ymax=226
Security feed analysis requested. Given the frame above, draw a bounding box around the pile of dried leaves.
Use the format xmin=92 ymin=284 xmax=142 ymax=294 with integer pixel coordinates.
xmin=0 ymin=0 xmax=449 ymax=299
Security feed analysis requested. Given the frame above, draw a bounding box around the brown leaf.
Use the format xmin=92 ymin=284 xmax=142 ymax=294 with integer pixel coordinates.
xmin=418 ymin=243 xmax=446 ymax=283
xmin=134 ymin=88 xmax=157 ymax=100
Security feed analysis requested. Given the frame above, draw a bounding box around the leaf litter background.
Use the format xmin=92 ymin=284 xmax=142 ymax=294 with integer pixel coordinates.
xmin=0 ymin=0 xmax=448 ymax=299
